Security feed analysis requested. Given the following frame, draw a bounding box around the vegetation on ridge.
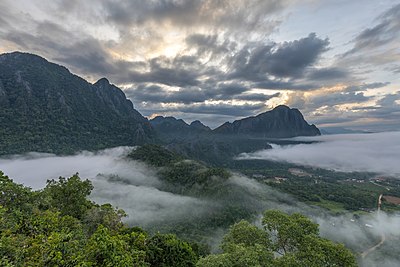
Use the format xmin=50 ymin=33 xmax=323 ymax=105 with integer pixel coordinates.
xmin=0 ymin=170 xmax=357 ymax=266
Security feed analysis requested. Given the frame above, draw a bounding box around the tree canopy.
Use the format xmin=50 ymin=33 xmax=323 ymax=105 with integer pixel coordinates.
xmin=197 ymin=210 xmax=357 ymax=267
xmin=0 ymin=170 xmax=357 ymax=266
xmin=0 ymin=171 xmax=198 ymax=266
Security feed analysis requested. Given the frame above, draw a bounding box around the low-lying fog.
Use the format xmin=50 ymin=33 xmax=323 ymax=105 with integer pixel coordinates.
xmin=240 ymin=131 xmax=400 ymax=175
xmin=0 ymin=147 xmax=308 ymax=227
xmin=0 ymin=147 xmax=209 ymax=225
xmin=1 ymin=138 xmax=399 ymax=266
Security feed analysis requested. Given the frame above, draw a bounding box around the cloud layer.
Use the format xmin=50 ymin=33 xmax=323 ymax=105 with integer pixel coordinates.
xmin=240 ymin=131 xmax=400 ymax=175
xmin=0 ymin=147 xmax=210 ymax=225
xmin=1 ymin=145 xmax=399 ymax=265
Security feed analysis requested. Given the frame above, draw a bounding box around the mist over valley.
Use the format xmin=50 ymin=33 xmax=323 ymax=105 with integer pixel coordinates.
xmin=1 ymin=1 xmax=400 ymax=265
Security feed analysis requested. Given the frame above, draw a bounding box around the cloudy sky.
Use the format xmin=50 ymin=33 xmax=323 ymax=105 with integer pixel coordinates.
xmin=0 ymin=0 xmax=399 ymax=129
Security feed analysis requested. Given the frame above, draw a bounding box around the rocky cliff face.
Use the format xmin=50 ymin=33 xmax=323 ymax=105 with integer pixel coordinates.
xmin=0 ymin=52 xmax=154 ymax=155
xmin=213 ymin=105 xmax=320 ymax=138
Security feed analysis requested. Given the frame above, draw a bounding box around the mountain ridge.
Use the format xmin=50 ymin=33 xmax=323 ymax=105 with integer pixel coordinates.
xmin=213 ymin=105 xmax=320 ymax=138
xmin=150 ymin=105 xmax=320 ymax=139
xmin=0 ymin=51 xmax=320 ymax=157
xmin=0 ymin=51 xmax=154 ymax=155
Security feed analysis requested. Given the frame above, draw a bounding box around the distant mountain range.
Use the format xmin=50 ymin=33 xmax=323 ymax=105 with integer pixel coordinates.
xmin=150 ymin=105 xmax=320 ymax=138
xmin=150 ymin=106 xmax=320 ymax=164
xmin=0 ymin=51 xmax=320 ymax=156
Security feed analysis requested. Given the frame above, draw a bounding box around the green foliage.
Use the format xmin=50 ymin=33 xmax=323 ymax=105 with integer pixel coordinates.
xmin=197 ymin=253 xmax=233 ymax=267
xmin=127 ymin=145 xmax=260 ymax=243
xmin=236 ymin=161 xmax=383 ymax=211
xmin=0 ymin=52 xmax=154 ymax=155
xmin=83 ymin=203 xmax=126 ymax=235
xmin=262 ymin=210 xmax=319 ymax=254
xmin=146 ymin=233 xmax=198 ymax=267
xmin=44 ymin=174 xmax=94 ymax=219
xmin=129 ymin=145 xmax=231 ymax=199
xmin=0 ymin=171 xmax=35 ymax=211
xmin=83 ymin=225 xmax=137 ymax=267
xmin=198 ymin=210 xmax=357 ymax=267
xmin=0 ymin=171 xmax=199 ymax=267
xmin=0 ymin=171 xmax=357 ymax=267
xmin=221 ymin=220 xmax=271 ymax=251
xmin=128 ymin=144 xmax=182 ymax=167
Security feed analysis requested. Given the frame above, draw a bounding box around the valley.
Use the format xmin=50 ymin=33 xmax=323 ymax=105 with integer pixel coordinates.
xmin=1 ymin=52 xmax=399 ymax=266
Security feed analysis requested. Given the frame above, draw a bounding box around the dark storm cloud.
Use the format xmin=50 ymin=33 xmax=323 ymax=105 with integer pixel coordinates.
xmin=134 ymin=101 xmax=266 ymax=118
xmin=1 ymin=20 xmax=123 ymax=78
xmin=178 ymin=103 xmax=266 ymax=116
xmin=103 ymin=0 xmax=200 ymax=26
xmin=309 ymin=92 xmax=371 ymax=108
xmin=127 ymin=83 xmax=279 ymax=105
xmin=127 ymin=85 xmax=207 ymax=104
xmin=0 ymin=0 xmax=334 ymax=120
xmin=264 ymin=33 xmax=329 ymax=77
xmin=216 ymin=83 xmax=248 ymax=95
xmin=254 ymin=80 xmax=314 ymax=91
xmin=124 ymin=57 xmax=202 ymax=87
xmin=306 ymin=67 xmax=348 ymax=81
xmin=235 ymin=92 xmax=280 ymax=101
xmin=185 ymin=34 xmax=233 ymax=57
xmin=98 ymin=0 xmax=288 ymax=33
xmin=345 ymin=82 xmax=391 ymax=92
xmin=229 ymin=33 xmax=329 ymax=81
xmin=54 ymin=40 xmax=118 ymax=76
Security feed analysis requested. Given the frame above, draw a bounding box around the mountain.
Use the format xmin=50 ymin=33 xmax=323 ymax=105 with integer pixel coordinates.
xmin=0 ymin=52 xmax=154 ymax=155
xmin=150 ymin=116 xmax=211 ymax=139
xmin=149 ymin=106 xmax=319 ymax=164
xmin=214 ymin=105 xmax=320 ymax=138
xmin=150 ymin=116 xmax=191 ymax=133
xmin=151 ymin=106 xmax=319 ymax=139
xmin=189 ymin=120 xmax=211 ymax=131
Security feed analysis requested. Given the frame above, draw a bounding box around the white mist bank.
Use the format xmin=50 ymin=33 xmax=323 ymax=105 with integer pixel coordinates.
xmin=1 ymin=145 xmax=400 ymax=266
xmin=0 ymin=147 xmax=208 ymax=225
xmin=239 ymin=131 xmax=400 ymax=175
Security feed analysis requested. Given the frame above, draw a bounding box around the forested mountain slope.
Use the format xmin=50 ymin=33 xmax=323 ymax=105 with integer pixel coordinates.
xmin=0 ymin=52 xmax=154 ymax=155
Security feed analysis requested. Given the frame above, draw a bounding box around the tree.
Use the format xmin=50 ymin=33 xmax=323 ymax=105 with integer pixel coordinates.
xmin=198 ymin=220 xmax=274 ymax=267
xmin=0 ymin=171 xmax=34 ymax=211
xmin=0 ymin=172 xmax=202 ymax=267
xmin=262 ymin=210 xmax=319 ymax=254
xmin=221 ymin=220 xmax=271 ymax=251
xmin=146 ymin=233 xmax=198 ymax=267
xmin=44 ymin=174 xmax=94 ymax=219
xmin=197 ymin=210 xmax=357 ymax=267
xmin=83 ymin=203 xmax=126 ymax=235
